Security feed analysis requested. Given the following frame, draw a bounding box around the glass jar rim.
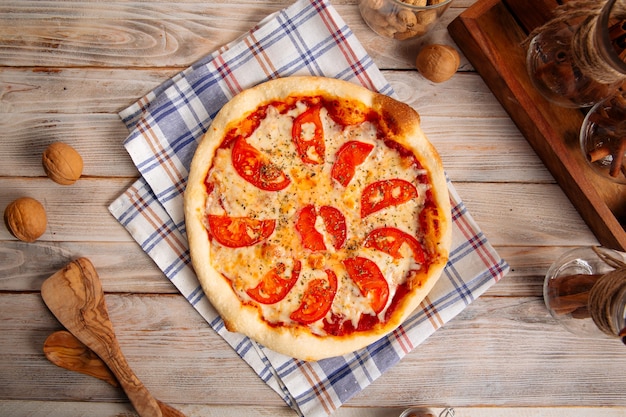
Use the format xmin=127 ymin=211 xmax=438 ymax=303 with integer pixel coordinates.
xmin=386 ymin=0 xmax=454 ymax=11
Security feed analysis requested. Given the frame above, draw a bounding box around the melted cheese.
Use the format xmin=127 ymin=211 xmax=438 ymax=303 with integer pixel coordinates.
xmin=205 ymin=100 xmax=429 ymax=335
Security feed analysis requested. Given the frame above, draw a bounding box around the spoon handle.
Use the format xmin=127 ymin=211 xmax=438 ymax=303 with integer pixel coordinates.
xmin=41 ymin=258 xmax=162 ymax=417
xmin=98 ymin=338 xmax=162 ymax=417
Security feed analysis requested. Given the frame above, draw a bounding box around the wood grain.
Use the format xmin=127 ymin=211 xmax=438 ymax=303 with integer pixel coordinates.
xmin=0 ymin=403 xmax=624 ymax=417
xmin=3 ymin=292 xmax=626 ymax=408
xmin=0 ymin=1 xmax=468 ymax=70
xmin=2 ymin=0 xmax=625 ymax=414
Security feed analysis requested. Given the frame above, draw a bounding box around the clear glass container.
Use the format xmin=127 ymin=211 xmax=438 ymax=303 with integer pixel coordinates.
xmin=544 ymin=246 xmax=626 ymax=340
xmin=580 ymin=90 xmax=626 ymax=183
xmin=526 ymin=0 xmax=626 ymax=108
xmin=399 ymin=408 xmax=455 ymax=417
xmin=358 ymin=0 xmax=453 ymax=41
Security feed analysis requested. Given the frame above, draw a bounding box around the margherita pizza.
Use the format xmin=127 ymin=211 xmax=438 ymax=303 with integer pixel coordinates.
xmin=185 ymin=76 xmax=451 ymax=361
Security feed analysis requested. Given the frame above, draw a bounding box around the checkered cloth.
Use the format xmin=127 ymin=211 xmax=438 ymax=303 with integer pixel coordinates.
xmin=108 ymin=0 xmax=509 ymax=416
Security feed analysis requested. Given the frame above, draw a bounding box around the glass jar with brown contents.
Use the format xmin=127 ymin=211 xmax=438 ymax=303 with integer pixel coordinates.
xmin=544 ymin=246 xmax=626 ymax=342
xmin=526 ymin=0 xmax=626 ymax=108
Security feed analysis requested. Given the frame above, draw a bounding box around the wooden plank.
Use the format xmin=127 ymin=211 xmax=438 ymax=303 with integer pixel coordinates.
xmin=0 ymin=241 xmax=176 ymax=293
xmin=0 ymin=178 xmax=598 ymax=246
xmin=0 ymin=240 xmax=585 ymax=298
xmin=0 ymin=67 xmax=179 ymax=114
xmin=0 ymin=68 xmax=552 ymax=183
xmin=1 ymin=402 xmax=625 ymax=417
xmin=0 ymin=109 xmax=553 ymax=182
xmin=0 ymin=177 xmax=135 ymax=242
xmin=0 ymin=1 xmax=466 ymax=70
xmin=1 ymin=68 xmax=496 ymax=117
xmin=0 ymin=2 xmax=282 ymax=68
xmin=448 ymin=0 xmax=626 ymax=251
xmin=3 ymin=293 xmax=626 ymax=407
xmin=0 ymin=113 xmax=136 ymax=178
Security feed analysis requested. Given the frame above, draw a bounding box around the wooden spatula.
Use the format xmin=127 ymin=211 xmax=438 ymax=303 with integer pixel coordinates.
xmin=41 ymin=257 xmax=168 ymax=417
xmin=44 ymin=330 xmax=186 ymax=417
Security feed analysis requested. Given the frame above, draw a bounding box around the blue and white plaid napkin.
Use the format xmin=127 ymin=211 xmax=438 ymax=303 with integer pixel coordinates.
xmin=108 ymin=0 xmax=509 ymax=416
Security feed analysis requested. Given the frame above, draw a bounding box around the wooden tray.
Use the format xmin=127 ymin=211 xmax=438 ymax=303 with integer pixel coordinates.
xmin=448 ymin=0 xmax=626 ymax=251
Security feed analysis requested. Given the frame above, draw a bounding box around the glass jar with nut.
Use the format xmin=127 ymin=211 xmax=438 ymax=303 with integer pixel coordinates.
xmin=358 ymin=0 xmax=453 ymax=41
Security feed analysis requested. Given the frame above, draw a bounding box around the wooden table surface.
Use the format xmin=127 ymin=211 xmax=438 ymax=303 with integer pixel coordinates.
xmin=2 ymin=1 xmax=626 ymax=416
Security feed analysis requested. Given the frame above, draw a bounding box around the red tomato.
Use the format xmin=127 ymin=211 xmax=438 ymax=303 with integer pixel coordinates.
xmin=360 ymin=179 xmax=418 ymax=218
xmin=363 ymin=227 xmax=426 ymax=265
xmin=246 ymin=260 xmax=302 ymax=304
xmin=295 ymin=205 xmax=347 ymax=251
xmin=292 ymin=105 xmax=325 ymax=164
xmin=295 ymin=205 xmax=326 ymax=251
xmin=331 ymin=141 xmax=374 ymax=187
xmin=342 ymin=257 xmax=389 ymax=314
xmin=231 ymin=137 xmax=290 ymax=191
xmin=207 ymin=214 xmax=275 ymax=248
xmin=290 ymin=270 xmax=338 ymax=324
xmin=319 ymin=206 xmax=346 ymax=249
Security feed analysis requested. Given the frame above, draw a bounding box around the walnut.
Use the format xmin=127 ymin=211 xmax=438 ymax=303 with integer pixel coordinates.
xmin=397 ymin=9 xmax=418 ymax=28
xmin=415 ymin=9 xmax=438 ymax=26
xmin=4 ymin=197 xmax=47 ymax=243
xmin=415 ymin=44 xmax=460 ymax=83
xmin=42 ymin=142 xmax=84 ymax=185
xmin=365 ymin=0 xmax=385 ymax=10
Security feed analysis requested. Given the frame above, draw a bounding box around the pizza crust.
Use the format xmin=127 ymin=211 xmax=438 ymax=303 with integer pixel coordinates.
xmin=185 ymin=76 xmax=451 ymax=361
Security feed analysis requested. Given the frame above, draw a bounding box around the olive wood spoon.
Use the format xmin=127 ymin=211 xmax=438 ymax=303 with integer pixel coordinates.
xmin=41 ymin=257 xmax=164 ymax=417
xmin=44 ymin=330 xmax=119 ymax=387
xmin=43 ymin=330 xmax=186 ymax=417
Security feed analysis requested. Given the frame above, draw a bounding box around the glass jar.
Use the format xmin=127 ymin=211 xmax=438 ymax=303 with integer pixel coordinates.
xmin=544 ymin=246 xmax=626 ymax=341
xmin=399 ymin=408 xmax=455 ymax=417
xmin=526 ymin=0 xmax=626 ymax=108
xmin=579 ymin=90 xmax=626 ymax=183
xmin=358 ymin=0 xmax=453 ymax=41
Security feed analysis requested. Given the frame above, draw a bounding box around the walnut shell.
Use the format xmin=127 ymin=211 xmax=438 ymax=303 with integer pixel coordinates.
xmin=415 ymin=44 xmax=460 ymax=83
xmin=42 ymin=142 xmax=83 ymax=185
xmin=4 ymin=197 xmax=48 ymax=243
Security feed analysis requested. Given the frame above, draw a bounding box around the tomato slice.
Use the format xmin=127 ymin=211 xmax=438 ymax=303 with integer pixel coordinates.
xmin=331 ymin=141 xmax=374 ymax=187
xmin=363 ymin=227 xmax=426 ymax=265
xmin=295 ymin=205 xmax=326 ymax=251
xmin=290 ymin=270 xmax=338 ymax=324
xmin=295 ymin=205 xmax=347 ymax=251
xmin=231 ymin=137 xmax=290 ymax=191
xmin=319 ymin=206 xmax=346 ymax=250
xmin=246 ymin=260 xmax=301 ymax=304
xmin=207 ymin=214 xmax=275 ymax=248
xmin=342 ymin=257 xmax=389 ymax=314
xmin=292 ymin=105 xmax=325 ymax=164
xmin=361 ymin=179 xmax=418 ymax=218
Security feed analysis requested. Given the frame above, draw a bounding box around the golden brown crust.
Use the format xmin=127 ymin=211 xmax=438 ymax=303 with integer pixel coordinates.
xmin=373 ymin=93 xmax=422 ymax=139
xmin=185 ymin=76 xmax=451 ymax=361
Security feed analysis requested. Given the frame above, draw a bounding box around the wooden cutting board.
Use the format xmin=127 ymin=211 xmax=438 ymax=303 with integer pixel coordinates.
xmin=448 ymin=0 xmax=626 ymax=251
